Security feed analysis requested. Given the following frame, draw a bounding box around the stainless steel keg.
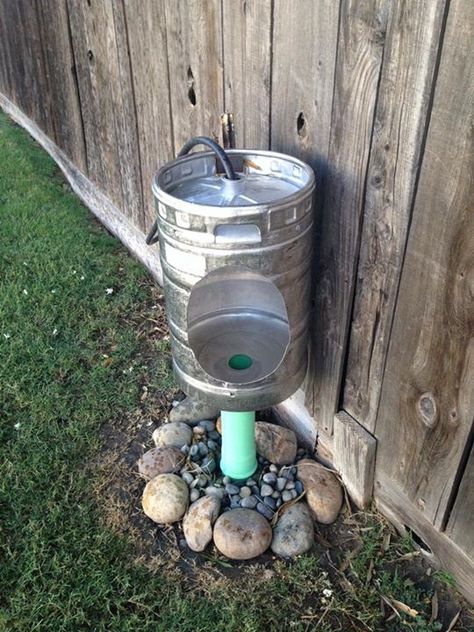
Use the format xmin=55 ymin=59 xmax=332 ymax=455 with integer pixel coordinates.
xmin=150 ymin=138 xmax=315 ymax=411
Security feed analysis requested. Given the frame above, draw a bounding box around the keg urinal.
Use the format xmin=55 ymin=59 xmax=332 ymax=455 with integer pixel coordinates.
xmin=147 ymin=137 xmax=315 ymax=479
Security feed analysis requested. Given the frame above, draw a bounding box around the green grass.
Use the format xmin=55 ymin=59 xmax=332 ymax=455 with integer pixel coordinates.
xmin=0 ymin=110 xmax=471 ymax=632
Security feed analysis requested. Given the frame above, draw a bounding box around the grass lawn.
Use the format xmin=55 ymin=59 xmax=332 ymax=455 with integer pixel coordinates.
xmin=0 ymin=109 xmax=472 ymax=632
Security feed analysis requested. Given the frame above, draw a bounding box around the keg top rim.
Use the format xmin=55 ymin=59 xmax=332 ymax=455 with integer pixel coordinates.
xmin=153 ymin=149 xmax=315 ymax=214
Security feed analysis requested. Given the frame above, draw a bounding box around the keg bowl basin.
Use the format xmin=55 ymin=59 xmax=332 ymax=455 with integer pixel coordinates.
xmin=187 ymin=266 xmax=290 ymax=385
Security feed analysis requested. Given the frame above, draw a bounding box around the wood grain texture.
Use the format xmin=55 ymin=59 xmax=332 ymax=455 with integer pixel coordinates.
xmin=308 ymin=0 xmax=389 ymax=433
xmin=343 ymin=0 xmax=447 ymax=432
xmin=0 ymin=93 xmax=163 ymax=287
xmin=333 ymin=411 xmax=376 ymax=508
xmin=374 ymin=0 xmax=474 ymax=529
xmin=446 ymin=443 xmax=474 ymax=558
xmin=164 ymin=0 xmax=223 ymax=154
xmin=67 ymin=0 xmax=143 ymax=227
xmin=36 ymin=0 xmax=87 ymax=173
xmin=270 ymin=0 xmax=339 ymax=174
xmin=124 ymin=0 xmax=174 ymax=229
xmin=222 ymin=0 xmax=272 ymax=149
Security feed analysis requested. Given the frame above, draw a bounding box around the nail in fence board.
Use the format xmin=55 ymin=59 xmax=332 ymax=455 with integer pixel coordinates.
xmin=36 ymin=0 xmax=87 ymax=174
xmin=67 ymin=0 xmax=143 ymax=228
xmin=342 ymin=0 xmax=447 ymax=433
xmin=124 ymin=0 xmax=174 ymax=229
xmin=308 ymin=0 xmax=389 ymax=433
xmin=222 ymin=0 xmax=272 ymax=150
xmin=164 ymin=0 xmax=223 ymax=155
xmin=374 ymin=0 xmax=474 ymax=530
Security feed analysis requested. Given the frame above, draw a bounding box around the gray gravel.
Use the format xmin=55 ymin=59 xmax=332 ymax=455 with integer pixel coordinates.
xmin=262 ymin=472 xmax=277 ymax=485
xmin=260 ymin=484 xmax=273 ymax=497
xmin=240 ymin=495 xmax=258 ymax=509
xmin=225 ymin=483 xmax=240 ymax=495
xmin=256 ymin=502 xmax=274 ymax=520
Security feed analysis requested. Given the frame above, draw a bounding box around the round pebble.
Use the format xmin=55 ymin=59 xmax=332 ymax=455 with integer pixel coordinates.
xmin=290 ymin=489 xmax=298 ymax=500
xmin=205 ymin=486 xmax=225 ymax=499
xmin=201 ymin=456 xmax=216 ymax=474
xmin=263 ymin=472 xmax=277 ymax=485
xmin=207 ymin=439 xmax=219 ymax=452
xmin=239 ymin=486 xmax=252 ymax=498
xmin=264 ymin=496 xmax=277 ymax=510
xmin=269 ymin=464 xmax=278 ymax=473
xmin=213 ymin=509 xmax=272 ymax=560
xmin=198 ymin=420 xmax=215 ymax=432
xmin=276 ymin=477 xmax=287 ymax=491
xmin=256 ymin=502 xmax=274 ymax=520
xmin=208 ymin=430 xmax=221 ymax=441
xmin=271 ymin=490 xmax=280 ymax=499
xmin=190 ymin=489 xmax=200 ymax=502
xmin=196 ymin=474 xmax=208 ymax=487
xmin=282 ymin=490 xmax=293 ymax=503
xmin=190 ymin=445 xmax=199 ymax=457
xmin=246 ymin=478 xmax=257 ymax=487
xmin=198 ymin=441 xmax=208 ymax=456
xmin=276 ymin=498 xmax=282 ymax=508
xmin=251 ymin=485 xmax=260 ymax=496
xmin=193 ymin=426 xmax=205 ymax=436
xmin=286 ymin=480 xmax=295 ymax=490
xmin=260 ymin=484 xmax=273 ymax=497
xmin=225 ymin=483 xmax=240 ymax=495
xmin=295 ymin=480 xmax=304 ymax=495
xmin=222 ymin=476 xmax=231 ymax=485
xmin=240 ymin=495 xmax=258 ymax=509
xmin=181 ymin=445 xmax=190 ymax=455
xmin=181 ymin=471 xmax=194 ymax=485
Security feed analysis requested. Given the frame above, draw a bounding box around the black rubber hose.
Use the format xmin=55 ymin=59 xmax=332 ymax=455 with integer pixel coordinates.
xmin=146 ymin=137 xmax=236 ymax=245
xmin=177 ymin=136 xmax=238 ymax=180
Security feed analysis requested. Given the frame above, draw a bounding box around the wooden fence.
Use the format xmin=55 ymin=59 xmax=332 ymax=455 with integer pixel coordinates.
xmin=0 ymin=0 xmax=472 ymax=601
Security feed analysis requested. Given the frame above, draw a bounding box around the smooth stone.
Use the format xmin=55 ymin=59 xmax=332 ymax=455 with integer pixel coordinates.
xmin=225 ymin=483 xmax=240 ymax=495
xmin=153 ymin=422 xmax=192 ymax=450
xmin=207 ymin=439 xmax=219 ymax=452
xmin=222 ymin=476 xmax=231 ymax=485
xmin=192 ymin=426 xmax=206 ymax=437
xmin=142 ymin=474 xmax=188 ymax=523
xmin=198 ymin=420 xmax=216 ymax=432
xmin=189 ymin=445 xmax=199 ymax=457
xmin=260 ymin=484 xmax=273 ymax=497
xmin=196 ymin=474 xmax=208 ymax=487
xmin=286 ymin=480 xmax=295 ymax=490
xmin=296 ymin=459 xmax=343 ymax=524
xmin=183 ymin=495 xmax=221 ymax=552
xmin=246 ymin=478 xmax=257 ymax=487
xmin=290 ymin=490 xmax=298 ymax=499
xmin=295 ymin=480 xmax=304 ymax=495
xmin=269 ymin=464 xmax=278 ymax=473
xmin=137 ymin=447 xmax=185 ymax=480
xmin=256 ymin=502 xmax=274 ymax=520
xmin=240 ymin=495 xmax=258 ymax=509
xmin=181 ymin=471 xmax=194 ymax=485
xmin=213 ymin=509 xmax=272 ymax=559
xmin=251 ymin=485 xmax=260 ymax=496
xmin=276 ymin=498 xmax=282 ymax=508
xmin=279 ymin=467 xmax=294 ymax=480
xmin=230 ymin=494 xmax=240 ymax=504
xmin=190 ymin=489 xmax=200 ymax=502
xmin=169 ymin=396 xmax=219 ymax=426
xmin=282 ymin=490 xmax=293 ymax=503
xmin=276 ymin=477 xmax=287 ymax=491
xmin=271 ymin=490 xmax=280 ymax=499
xmin=198 ymin=441 xmax=208 ymax=456
xmin=181 ymin=445 xmax=190 ymax=455
xmin=262 ymin=472 xmax=277 ymax=485
xmin=208 ymin=430 xmax=221 ymax=441
xmin=263 ymin=496 xmax=277 ymax=510
xmin=271 ymin=502 xmax=314 ymax=558
xmin=239 ymin=486 xmax=252 ymax=498
xmin=255 ymin=422 xmax=297 ymax=465
xmin=201 ymin=456 xmax=216 ymax=474
xmin=205 ymin=486 xmax=225 ymax=499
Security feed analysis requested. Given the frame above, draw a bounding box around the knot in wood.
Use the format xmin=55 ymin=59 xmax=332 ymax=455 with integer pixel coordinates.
xmin=417 ymin=392 xmax=438 ymax=428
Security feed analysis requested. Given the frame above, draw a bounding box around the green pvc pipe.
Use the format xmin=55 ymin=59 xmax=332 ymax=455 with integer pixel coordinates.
xmin=220 ymin=410 xmax=257 ymax=480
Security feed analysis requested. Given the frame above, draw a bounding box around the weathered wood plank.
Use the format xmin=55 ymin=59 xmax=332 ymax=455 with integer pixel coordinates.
xmin=446 ymin=442 xmax=474 ymax=559
xmin=0 ymin=93 xmax=163 ymax=287
xmin=342 ymin=0 xmax=447 ymax=432
xmin=67 ymin=0 xmax=143 ymax=227
xmin=308 ymin=0 xmax=389 ymax=434
xmin=164 ymin=0 xmax=223 ymax=154
xmin=222 ymin=0 xmax=272 ymax=149
xmin=333 ymin=411 xmax=376 ymax=508
xmin=374 ymin=0 xmax=474 ymax=529
xmin=36 ymin=0 xmax=87 ymax=173
xmin=270 ymin=0 xmax=339 ymax=174
xmin=124 ymin=0 xmax=174 ymax=229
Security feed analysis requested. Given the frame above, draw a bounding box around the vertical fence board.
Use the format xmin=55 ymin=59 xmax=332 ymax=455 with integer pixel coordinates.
xmin=342 ymin=0 xmax=447 ymax=432
xmin=164 ymin=0 xmax=223 ymax=155
xmin=36 ymin=0 xmax=87 ymax=173
xmin=67 ymin=0 xmax=143 ymax=227
xmin=374 ymin=0 xmax=474 ymax=528
xmin=308 ymin=0 xmax=389 ymax=433
xmin=222 ymin=0 xmax=272 ymax=149
xmin=446 ymin=444 xmax=474 ymax=558
xmin=124 ymin=0 xmax=174 ymax=229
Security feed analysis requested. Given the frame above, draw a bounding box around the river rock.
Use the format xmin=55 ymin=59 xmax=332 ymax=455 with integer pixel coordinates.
xmin=170 ymin=396 xmax=219 ymax=426
xmin=255 ymin=422 xmax=297 ymax=465
xmin=153 ymin=422 xmax=192 ymax=450
xmin=182 ymin=495 xmax=221 ymax=552
xmin=271 ymin=502 xmax=314 ymax=557
xmin=142 ymin=474 xmax=189 ymax=523
xmin=213 ymin=509 xmax=272 ymax=559
xmin=296 ymin=459 xmax=343 ymax=524
xmin=137 ymin=447 xmax=185 ymax=480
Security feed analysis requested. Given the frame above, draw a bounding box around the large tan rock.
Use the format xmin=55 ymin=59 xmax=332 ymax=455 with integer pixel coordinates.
xmin=296 ymin=459 xmax=343 ymax=524
xmin=271 ymin=502 xmax=314 ymax=557
xmin=142 ymin=474 xmax=189 ymax=524
xmin=152 ymin=422 xmax=192 ymax=449
xmin=137 ymin=447 xmax=185 ymax=480
xmin=213 ymin=509 xmax=272 ymax=560
xmin=183 ymin=495 xmax=221 ymax=552
xmin=255 ymin=422 xmax=297 ymax=465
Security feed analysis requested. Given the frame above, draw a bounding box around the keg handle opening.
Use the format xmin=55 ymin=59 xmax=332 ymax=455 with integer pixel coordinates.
xmin=146 ymin=136 xmax=237 ymax=245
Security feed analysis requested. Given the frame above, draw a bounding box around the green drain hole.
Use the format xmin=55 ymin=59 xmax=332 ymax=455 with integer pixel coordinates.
xmin=228 ymin=354 xmax=253 ymax=370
